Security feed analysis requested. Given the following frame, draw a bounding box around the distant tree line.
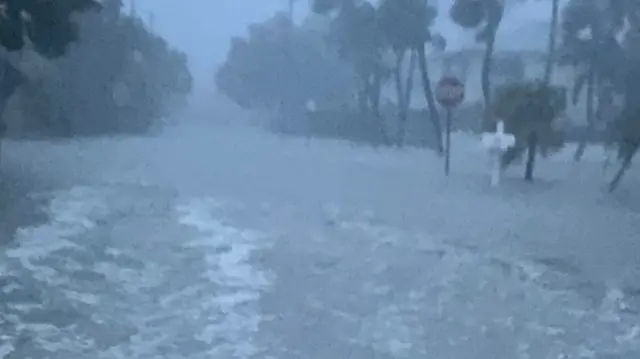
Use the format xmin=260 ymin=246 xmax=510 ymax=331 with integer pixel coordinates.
xmin=0 ymin=0 xmax=192 ymax=138
xmin=215 ymin=13 xmax=356 ymax=134
xmin=216 ymin=0 xmax=640 ymax=190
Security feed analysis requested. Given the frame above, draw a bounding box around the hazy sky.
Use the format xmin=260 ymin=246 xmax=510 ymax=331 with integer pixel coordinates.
xmin=121 ymin=0 xmax=550 ymax=88
xmin=122 ymin=0 xmax=295 ymax=85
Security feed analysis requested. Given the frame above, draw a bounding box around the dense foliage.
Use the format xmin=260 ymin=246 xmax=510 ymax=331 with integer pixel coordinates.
xmin=217 ymin=0 xmax=640 ymax=190
xmin=215 ymin=13 xmax=356 ymax=132
xmin=4 ymin=0 xmax=192 ymax=137
xmin=0 ymin=0 xmax=100 ymax=136
xmin=0 ymin=0 xmax=99 ymax=57
xmin=557 ymin=0 xmax=640 ymax=188
xmin=217 ymin=1 xmax=445 ymax=147
xmin=494 ymin=81 xmax=566 ymax=180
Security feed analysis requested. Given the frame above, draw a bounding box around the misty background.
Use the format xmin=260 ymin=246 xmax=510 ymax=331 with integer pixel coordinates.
xmin=122 ymin=0 xmax=302 ymax=89
xmin=2 ymin=0 xmax=640 ymax=358
xmin=126 ymin=0 xmax=552 ymax=104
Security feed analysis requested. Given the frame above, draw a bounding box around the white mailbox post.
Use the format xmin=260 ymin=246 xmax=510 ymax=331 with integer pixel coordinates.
xmin=481 ymin=120 xmax=516 ymax=187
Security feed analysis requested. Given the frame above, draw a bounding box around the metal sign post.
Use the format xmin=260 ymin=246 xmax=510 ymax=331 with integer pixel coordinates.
xmin=435 ymin=76 xmax=465 ymax=176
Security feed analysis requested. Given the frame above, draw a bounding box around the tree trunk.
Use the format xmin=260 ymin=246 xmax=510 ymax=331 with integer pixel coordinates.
xmin=481 ymin=28 xmax=497 ymax=125
xmin=501 ymin=147 xmax=524 ymax=169
xmin=399 ymin=52 xmax=416 ymax=146
xmin=0 ymin=59 xmax=24 ymax=172
xmin=393 ymin=50 xmax=406 ymax=146
xmin=608 ymin=142 xmax=638 ymax=192
xmin=543 ymin=0 xmax=559 ymax=84
xmin=367 ymin=70 xmax=390 ymax=146
xmin=0 ymin=58 xmax=25 ymax=136
xmin=416 ymin=43 xmax=443 ymax=154
xmin=574 ymin=68 xmax=595 ymax=161
xmin=595 ymin=80 xmax=613 ymax=128
xmin=459 ymin=56 xmax=470 ymax=85
xmin=357 ymin=86 xmax=368 ymax=115
xmin=525 ymin=131 xmax=538 ymax=181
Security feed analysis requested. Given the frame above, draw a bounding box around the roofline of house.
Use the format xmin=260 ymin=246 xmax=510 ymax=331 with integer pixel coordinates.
xmin=431 ymin=48 xmax=547 ymax=62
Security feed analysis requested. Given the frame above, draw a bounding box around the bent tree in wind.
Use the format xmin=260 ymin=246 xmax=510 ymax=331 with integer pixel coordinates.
xmin=312 ymin=0 xmax=391 ymax=145
xmin=378 ymin=0 xmax=445 ymax=150
xmin=312 ymin=0 xmax=447 ymax=150
xmin=0 ymin=0 xmax=100 ymax=132
xmin=554 ymin=0 xmax=640 ymax=191
xmin=559 ymin=0 xmax=628 ymax=162
xmin=450 ymin=0 xmax=504 ymax=126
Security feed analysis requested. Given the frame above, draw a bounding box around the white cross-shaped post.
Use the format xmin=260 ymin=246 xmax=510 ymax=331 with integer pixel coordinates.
xmin=481 ymin=120 xmax=516 ymax=187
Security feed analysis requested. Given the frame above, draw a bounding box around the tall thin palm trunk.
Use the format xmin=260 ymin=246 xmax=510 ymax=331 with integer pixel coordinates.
xmin=609 ymin=143 xmax=638 ymax=192
xmin=524 ymin=132 xmax=538 ymax=181
xmin=393 ymin=50 xmax=407 ymax=145
xmin=0 ymin=59 xmax=24 ymax=170
xmin=416 ymin=43 xmax=443 ymax=154
xmin=574 ymin=68 xmax=595 ymax=161
xmin=400 ymin=52 xmax=416 ymax=145
xmin=368 ymin=68 xmax=390 ymax=146
xmin=481 ymin=28 xmax=497 ymax=125
xmin=0 ymin=59 xmax=24 ymax=133
xmin=394 ymin=50 xmax=417 ymax=146
xmin=543 ymin=0 xmax=559 ymax=84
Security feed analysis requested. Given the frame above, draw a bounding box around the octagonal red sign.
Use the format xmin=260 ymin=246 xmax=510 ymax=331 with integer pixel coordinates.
xmin=436 ymin=76 xmax=465 ymax=108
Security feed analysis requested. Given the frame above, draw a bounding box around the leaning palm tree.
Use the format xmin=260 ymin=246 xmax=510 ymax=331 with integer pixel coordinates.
xmin=559 ymin=0 xmax=629 ymax=161
xmin=450 ymin=0 xmax=505 ymax=125
xmin=605 ymin=6 xmax=640 ymax=191
xmin=544 ymin=0 xmax=560 ymax=84
xmin=493 ymin=81 xmax=567 ymax=181
xmin=312 ymin=0 xmax=391 ymax=145
xmin=378 ymin=0 xmax=444 ymax=151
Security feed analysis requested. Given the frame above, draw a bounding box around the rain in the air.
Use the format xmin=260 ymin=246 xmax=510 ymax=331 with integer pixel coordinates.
xmin=1 ymin=0 xmax=640 ymax=358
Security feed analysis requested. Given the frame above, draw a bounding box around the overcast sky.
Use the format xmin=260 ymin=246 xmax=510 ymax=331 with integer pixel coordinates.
xmin=121 ymin=0 xmax=299 ymax=85
xmin=121 ymin=0 xmax=551 ymax=88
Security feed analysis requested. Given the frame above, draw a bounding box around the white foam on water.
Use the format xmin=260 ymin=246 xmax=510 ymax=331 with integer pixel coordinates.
xmin=0 ymin=186 xmax=111 ymax=357
xmin=2 ymin=187 xmax=276 ymax=358
xmin=5 ymin=187 xmax=106 ymax=282
xmin=176 ymin=197 xmax=273 ymax=358
xmin=3 ymin=186 xmax=107 ymax=281
xmin=331 ymin=214 xmax=640 ymax=358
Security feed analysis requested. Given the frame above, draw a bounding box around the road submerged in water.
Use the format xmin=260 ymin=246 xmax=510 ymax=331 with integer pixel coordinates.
xmin=1 ymin=124 xmax=640 ymax=358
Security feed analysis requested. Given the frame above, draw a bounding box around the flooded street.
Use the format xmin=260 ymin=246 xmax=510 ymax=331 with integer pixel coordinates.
xmin=1 ymin=122 xmax=640 ymax=358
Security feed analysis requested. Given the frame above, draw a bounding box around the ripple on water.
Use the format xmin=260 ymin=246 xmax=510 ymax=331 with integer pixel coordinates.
xmin=1 ymin=186 xmax=273 ymax=359
xmin=326 ymin=215 xmax=640 ymax=358
xmin=2 ymin=186 xmax=640 ymax=358
xmin=175 ymin=197 xmax=273 ymax=358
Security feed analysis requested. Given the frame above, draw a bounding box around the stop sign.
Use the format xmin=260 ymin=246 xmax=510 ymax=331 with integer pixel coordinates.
xmin=436 ymin=76 xmax=465 ymax=108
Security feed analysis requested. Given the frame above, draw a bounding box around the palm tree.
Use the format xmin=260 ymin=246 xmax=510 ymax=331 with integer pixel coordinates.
xmin=493 ymin=81 xmax=566 ymax=181
xmin=606 ymin=6 xmax=640 ymax=191
xmin=559 ymin=0 xmax=628 ymax=161
xmin=378 ymin=0 xmax=444 ymax=150
xmin=543 ymin=0 xmax=560 ymax=84
xmin=313 ymin=0 xmax=390 ymax=144
xmin=450 ymin=0 xmax=505 ymax=125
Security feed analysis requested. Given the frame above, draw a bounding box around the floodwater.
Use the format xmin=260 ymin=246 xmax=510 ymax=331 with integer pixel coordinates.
xmin=1 ymin=120 xmax=640 ymax=358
